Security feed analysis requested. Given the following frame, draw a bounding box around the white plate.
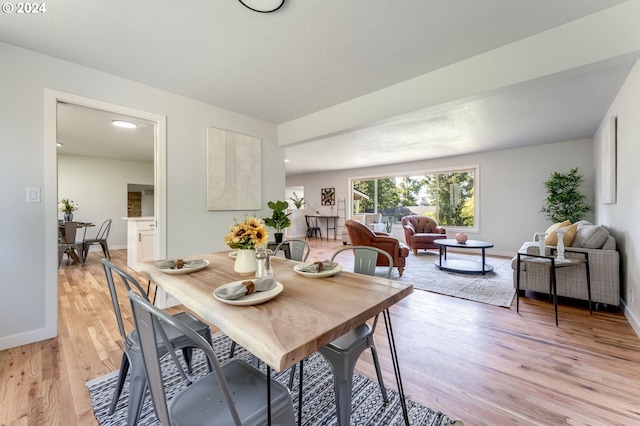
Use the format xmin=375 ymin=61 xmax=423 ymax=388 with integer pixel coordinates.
xmin=228 ymin=251 xmax=237 ymax=258
xmin=156 ymin=259 xmax=209 ymax=275
xmin=293 ymin=263 xmax=343 ymax=278
xmin=213 ymin=281 xmax=284 ymax=306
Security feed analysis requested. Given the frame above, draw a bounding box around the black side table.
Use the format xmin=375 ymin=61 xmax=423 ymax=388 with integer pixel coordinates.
xmin=516 ymin=249 xmax=591 ymax=326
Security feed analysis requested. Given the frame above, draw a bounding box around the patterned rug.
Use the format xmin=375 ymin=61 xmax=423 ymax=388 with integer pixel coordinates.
xmin=86 ymin=333 xmax=462 ymax=426
xmin=341 ymin=251 xmax=515 ymax=308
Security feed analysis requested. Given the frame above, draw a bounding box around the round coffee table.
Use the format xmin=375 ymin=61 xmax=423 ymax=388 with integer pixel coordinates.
xmin=434 ymin=239 xmax=494 ymax=274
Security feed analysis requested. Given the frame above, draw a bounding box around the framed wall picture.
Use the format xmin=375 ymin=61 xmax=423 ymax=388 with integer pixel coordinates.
xmin=321 ymin=187 xmax=335 ymax=205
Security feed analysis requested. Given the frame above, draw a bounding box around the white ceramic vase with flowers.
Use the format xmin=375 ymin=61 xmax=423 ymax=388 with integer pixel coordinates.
xmin=224 ymin=216 xmax=269 ymax=275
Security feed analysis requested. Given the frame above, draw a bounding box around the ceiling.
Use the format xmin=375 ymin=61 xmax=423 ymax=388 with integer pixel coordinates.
xmin=2 ymin=1 xmax=637 ymax=174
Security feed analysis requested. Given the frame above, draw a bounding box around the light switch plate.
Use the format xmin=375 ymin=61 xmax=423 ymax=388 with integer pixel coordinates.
xmin=26 ymin=187 xmax=41 ymax=203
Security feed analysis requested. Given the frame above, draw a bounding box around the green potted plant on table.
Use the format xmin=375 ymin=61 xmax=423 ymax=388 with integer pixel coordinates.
xmin=264 ymin=200 xmax=292 ymax=243
xmin=540 ymin=167 xmax=591 ymax=223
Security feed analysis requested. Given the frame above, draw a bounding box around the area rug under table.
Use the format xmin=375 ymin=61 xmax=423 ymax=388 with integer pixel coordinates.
xmin=86 ymin=333 xmax=462 ymax=426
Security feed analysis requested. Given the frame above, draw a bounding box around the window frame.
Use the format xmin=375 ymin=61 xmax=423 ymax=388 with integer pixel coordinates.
xmin=349 ymin=164 xmax=479 ymax=233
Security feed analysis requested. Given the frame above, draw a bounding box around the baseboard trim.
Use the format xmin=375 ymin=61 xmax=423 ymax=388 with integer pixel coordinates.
xmin=621 ymin=300 xmax=640 ymax=338
xmin=0 ymin=327 xmax=56 ymax=352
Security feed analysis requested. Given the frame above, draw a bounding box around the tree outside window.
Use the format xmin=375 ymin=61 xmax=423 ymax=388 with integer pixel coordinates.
xmin=351 ymin=167 xmax=476 ymax=228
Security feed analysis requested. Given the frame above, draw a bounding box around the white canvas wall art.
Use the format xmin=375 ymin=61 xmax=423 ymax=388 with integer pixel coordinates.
xmin=207 ymin=127 xmax=261 ymax=210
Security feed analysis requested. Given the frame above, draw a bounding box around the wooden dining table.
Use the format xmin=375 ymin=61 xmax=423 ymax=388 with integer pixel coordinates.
xmin=134 ymin=250 xmax=413 ymax=423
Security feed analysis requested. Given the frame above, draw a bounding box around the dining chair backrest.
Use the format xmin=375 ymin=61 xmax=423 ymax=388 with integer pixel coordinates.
xmin=95 ymin=219 xmax=112 ymax=240
xmin=331 ymin=246 xmax=393 ymax=279
xmin=275 ymin=239 xmax=310 ymax=262
xmin=61 ymin=222 xmax=79 ymax=244
xmin=128 ymin=290 xmax=247 ymax=426
xmin=102 ymin=259 xmax=150 ymax=340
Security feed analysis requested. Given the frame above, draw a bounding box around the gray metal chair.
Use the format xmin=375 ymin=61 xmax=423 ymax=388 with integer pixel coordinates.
xmin=58 ymin=222 xmax=84 ymax=265
xmin=275 ymin=239 xmax=310 ymax=262
xmin=291 ymin=246 xmax=392 ymax=425
xmin=83 ymin=218 xmax=112 ymax=262
xmin=102 ymin=259 xmax=213 ymax=426
xmin=128 ymin=290 xmax=296 ymax=426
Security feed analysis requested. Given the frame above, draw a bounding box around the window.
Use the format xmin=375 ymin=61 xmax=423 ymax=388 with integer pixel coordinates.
xmin=351 ymin=166 xmax=477 ymax=230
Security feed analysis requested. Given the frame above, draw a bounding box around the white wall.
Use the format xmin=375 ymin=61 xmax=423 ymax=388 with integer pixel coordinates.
xmin=286 ymin=139 xmax=595 ymax=256
xmin=0 ymin=42 xmax=284 ymax=350
xmin=593 ymin=60 xmax=640 ymax=333
xmin=58 ymin=154 xmax=154 ymax=249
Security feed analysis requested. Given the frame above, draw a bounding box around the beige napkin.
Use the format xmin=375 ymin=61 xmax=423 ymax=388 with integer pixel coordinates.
xmin=214 ymin=277 xmax=276 ymax=300
xmin=297 ymin=260 xmax=338 ymax=273
xmin=156 ymin=259 xmax=207 ymax=270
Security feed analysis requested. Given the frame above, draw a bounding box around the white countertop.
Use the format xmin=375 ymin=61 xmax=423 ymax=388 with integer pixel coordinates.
xmin=121 ymin=216 xmax=155 ymax=221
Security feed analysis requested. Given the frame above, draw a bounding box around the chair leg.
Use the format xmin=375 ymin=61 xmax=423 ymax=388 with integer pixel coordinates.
xmin=181 ymin=348 xmax=194 ymax=373
xmin=398 ymin=266 xmax=404 ymax=276
xmin=288 ymin=362 xmax=297 ymax=389
xmin=101 ymin=241 xmax=111 ymax=259
xmin=125 ymin=355 xmax=149 ymax=426
xmin=108 ymin=353 xmax=130 ymax=415
xmin=369 ymin=344 xmax=388 ymax=402
xmin=326 ymin=354 xmax=359 ymax=426
xmin=83 ymin=243 xmax=89 ymax=262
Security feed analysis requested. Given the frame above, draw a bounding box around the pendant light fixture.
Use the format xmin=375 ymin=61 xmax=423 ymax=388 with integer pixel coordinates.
xmin=238 ymin=0 xmax=285 ymax=13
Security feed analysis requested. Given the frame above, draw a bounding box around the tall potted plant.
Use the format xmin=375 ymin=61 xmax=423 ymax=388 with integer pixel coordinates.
xmin=540 ymin=167 xmax=591 ymax=223
xmin=264 ymin=200 xmax=292 ymax=243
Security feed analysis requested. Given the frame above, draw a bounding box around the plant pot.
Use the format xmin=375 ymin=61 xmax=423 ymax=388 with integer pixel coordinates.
xmin=274 ymin=232 xmax=283 ymax=243
xmin=234 ymin=249 xmax=258 ymax=275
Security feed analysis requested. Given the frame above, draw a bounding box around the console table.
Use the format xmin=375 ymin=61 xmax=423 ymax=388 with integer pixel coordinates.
xmin=314 ymin=215 xmax=339 ymax=240
xmin=516 ymin=249 xmax=592 ymax=326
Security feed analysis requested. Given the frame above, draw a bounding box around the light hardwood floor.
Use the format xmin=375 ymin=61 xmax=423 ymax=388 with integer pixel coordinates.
xmin=2 ymin=239 xmax=639 ymax=425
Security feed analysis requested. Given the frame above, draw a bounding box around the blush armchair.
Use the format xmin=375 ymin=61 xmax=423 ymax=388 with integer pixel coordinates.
xmin=345 ymin=219 xmax=409 ymax=276
xmin=401 ymin=215 xmax=447 ymax=255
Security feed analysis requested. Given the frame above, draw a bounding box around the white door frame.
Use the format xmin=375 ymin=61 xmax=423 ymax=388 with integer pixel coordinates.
xmin=44 ymin=89 xmax=167 ymax=335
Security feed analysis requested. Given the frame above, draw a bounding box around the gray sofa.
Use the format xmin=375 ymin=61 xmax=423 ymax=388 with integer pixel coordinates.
xmin=512 ymin=221 xmax=620 ymax=307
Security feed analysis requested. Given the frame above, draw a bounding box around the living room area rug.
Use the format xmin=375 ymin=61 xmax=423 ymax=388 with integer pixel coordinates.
xmin=343 ymin=251 xmax=516 ymax=308
xmin=401 ymin=252 xmax=515 ymax=307
xmin=86 ymin=333 xmax=462 ymax=426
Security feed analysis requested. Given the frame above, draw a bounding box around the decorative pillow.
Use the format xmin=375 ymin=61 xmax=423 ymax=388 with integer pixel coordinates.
xmin=572 ymin=224 xmax=609 ymax=249
xmin=545 ymin=223 xmax=577 ymax=246
xmin=544 ymin=220 xmax=571 ymax=245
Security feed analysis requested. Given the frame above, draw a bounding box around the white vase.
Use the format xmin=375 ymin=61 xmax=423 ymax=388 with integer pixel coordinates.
xmin=234 ymin=249 xmax=258 ymax=275
xmin=555 ymin=228 xmax=566 ymax=262
xmin=535 ymin=232 xmax=547 ymax=256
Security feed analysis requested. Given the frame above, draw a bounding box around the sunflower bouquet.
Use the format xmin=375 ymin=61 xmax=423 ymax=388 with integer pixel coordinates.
xmin=224 ymin=216 xmax=269 ymax=249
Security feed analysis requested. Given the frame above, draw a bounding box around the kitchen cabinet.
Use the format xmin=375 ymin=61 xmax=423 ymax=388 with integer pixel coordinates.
xmin=123 ymin=216 xmax=156 ymax=268
xmin=122 ymin=217 xmax=178 ymax=308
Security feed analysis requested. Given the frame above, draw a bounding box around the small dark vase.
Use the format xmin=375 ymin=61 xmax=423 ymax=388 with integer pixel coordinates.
xmin=274 ymin=232 xmax=283 ymax=243
xmin=64 ymin=212 xmax=73 ymax=222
